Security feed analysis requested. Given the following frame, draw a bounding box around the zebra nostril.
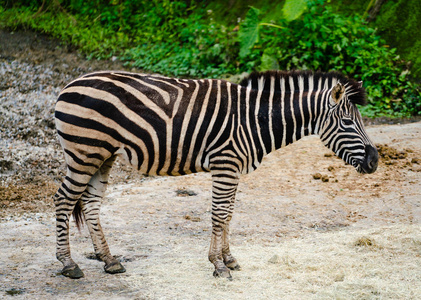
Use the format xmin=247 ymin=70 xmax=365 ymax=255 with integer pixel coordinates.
xmin=364 ymin=145 xmax=379 ymax=172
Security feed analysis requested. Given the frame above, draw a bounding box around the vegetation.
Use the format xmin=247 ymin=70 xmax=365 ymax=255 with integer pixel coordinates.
xmin=0 ymin=0 xmax=419 ymax=117
xmin=330 ymin=0 xmax=421 ymax=80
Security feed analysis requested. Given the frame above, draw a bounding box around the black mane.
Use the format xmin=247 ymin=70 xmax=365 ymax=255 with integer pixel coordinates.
xmin=239 ymin=70 xmax=367 ymax=106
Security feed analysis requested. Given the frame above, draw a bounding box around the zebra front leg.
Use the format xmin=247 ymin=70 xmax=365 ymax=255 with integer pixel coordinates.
xmin=208 ymin=169 xmax=239 ymax=279
xmin=209 ymin=225 xmax=231 ymax=279
xmin=81 ymin=156 xmax=125 ymax=275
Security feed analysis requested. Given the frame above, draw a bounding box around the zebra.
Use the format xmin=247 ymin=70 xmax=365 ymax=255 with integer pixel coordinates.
xmin=54 ymin=70 xmax=378 ymax=280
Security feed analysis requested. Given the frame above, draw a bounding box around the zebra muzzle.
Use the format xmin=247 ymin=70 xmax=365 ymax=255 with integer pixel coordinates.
xmin=360 ymin=145 xmax=379 ymax=174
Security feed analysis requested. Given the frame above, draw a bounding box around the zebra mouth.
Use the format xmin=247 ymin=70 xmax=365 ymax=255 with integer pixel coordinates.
xmin=356 ymin=162 xmax=370 ymax=174
xmin=355 ymin=160 xmax=367 ymax=174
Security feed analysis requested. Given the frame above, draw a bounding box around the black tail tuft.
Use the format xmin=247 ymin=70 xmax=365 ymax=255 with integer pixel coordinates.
xmin=72 ymin=200 xmax=84 ymax=231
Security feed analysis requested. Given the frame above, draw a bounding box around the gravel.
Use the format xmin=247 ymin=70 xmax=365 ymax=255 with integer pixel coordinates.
xmin=0 ymin=60 xmax=64 ymax=185
xmin=0 ymin=29 xmax=135 ymax=212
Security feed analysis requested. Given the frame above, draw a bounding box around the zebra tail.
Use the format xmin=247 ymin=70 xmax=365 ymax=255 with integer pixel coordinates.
xmin=72 ymin=200 xmax=84 ymax=231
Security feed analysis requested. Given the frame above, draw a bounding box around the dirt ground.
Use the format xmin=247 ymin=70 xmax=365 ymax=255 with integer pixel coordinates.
xmin=0 ymin=30 xmax=420 ymax=299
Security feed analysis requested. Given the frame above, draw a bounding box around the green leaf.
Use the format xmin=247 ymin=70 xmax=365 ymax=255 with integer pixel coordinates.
xmin=238 ymin=6 xmax=261 ymax=58
xmin=282 ymin=0 xmax=308 ymax=22
xmin=260 ymin=51 xmax=279 ymax=71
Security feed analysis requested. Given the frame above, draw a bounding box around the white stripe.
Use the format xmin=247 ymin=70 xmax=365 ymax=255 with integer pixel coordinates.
xmin=280 ymin=77 xmax=287 ymax=147
xmin=289 ymin=77 xmax=297 ymax=143
xmin=298 ymin=75 xmax=305 ymax=138
xmin=314 ymin=78 xmax=325 ymax=134
xmin=173 ymin=78 xmax=190 ymax=87
xmin=244 ymin=82 xmax=257 ymax=170
xmin=307 ymin=76 xmax=314 ymax=134
xmin=109 ymin=74 xmax=187 ymax=173
xmin=56 ymin=101 xmax=149 ymax=169
xmin=268 ymin=76 xmax=275 ymax=152
xmin=255 ymin=76 xmax=266 ymax=155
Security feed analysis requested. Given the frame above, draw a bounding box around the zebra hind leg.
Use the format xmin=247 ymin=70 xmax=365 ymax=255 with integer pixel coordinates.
xmin=55 ymin=168 xmax=94 ymax=279
xmin=80 ymin=156 xmax=126 ymax=275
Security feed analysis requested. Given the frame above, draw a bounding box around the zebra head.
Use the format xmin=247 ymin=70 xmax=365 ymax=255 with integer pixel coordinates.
xmin=319 ymin=80 xmax=378 ymax=174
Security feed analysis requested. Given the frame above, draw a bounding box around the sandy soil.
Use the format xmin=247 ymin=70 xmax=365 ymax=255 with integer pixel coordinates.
xmin=0 ymin=30 xmax=420 ymax=299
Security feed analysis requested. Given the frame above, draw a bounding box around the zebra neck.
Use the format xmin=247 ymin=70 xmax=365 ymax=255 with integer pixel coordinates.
xmin=257 ymin=83 xmax=329 ymax=154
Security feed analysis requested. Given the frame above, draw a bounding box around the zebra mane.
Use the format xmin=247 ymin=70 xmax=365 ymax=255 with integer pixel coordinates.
xmin=239 ymin=70 xmax=367 ymax=106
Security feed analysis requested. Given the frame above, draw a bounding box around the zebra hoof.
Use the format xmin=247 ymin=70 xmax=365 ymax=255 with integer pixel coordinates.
xmin=104 ymin=261 xmax=126 ymax=274
xmin=226 ymin=260 xmax=241 ymax=271
xmin=213 ymin=267 xmax=232 ymax=280
xmin=61 ymin=265 xmax=84 ymax=279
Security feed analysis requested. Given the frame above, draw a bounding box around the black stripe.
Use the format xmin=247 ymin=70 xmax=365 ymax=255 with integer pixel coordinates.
xmin=67 ymin=165 xmax=93 ymax=176
xmin=64 ymin=149 xmax=99 ymax=168
xmin=57 ymin=126 xmax=118 ymax=154
xmin=65 ymin=176 xmax=87 ymax=187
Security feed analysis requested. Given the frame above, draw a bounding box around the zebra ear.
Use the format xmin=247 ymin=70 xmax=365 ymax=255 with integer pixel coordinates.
xmin=357 ymin=81 xmax=363 ymax=88
xmin=330 ymin=82 xmax=345 ymax=105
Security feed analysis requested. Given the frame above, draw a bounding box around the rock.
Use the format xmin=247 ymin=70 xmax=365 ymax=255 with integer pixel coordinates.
xmin=411 ymin=158 xmax=420 ymax=164
xmin=268 ymin=255 xmax=281 ymax=264
xmin=313 ymin=173 xmax=322 ymax=180
xmin=5 ymin=288 xmax=25 ymax=296
xmin=184 ymin=215 xmax=201 ymax=222
xmin=354 ymin=236 xmax=377 ymax=247
xmin=176 ymin=189 xmax=197 ymax=197
xmin=321 ymin=175 xmax=329 ymax=182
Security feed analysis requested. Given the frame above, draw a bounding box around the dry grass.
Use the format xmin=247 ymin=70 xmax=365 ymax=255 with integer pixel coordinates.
xmin=124 ymin=224 xmax=420 ymax=299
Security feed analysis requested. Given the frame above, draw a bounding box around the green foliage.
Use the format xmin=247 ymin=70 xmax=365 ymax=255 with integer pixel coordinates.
xmin=238 ymin=0 xmax=420 ymax=116
xmin=0 ymin=0 xmax=419 ymax=116
xmin=372 ymin=0 xmax=421 ymax=79
xmin=330 ymin=0 xmax=421 ymax=80
xmin=282 ymin=0 xmax=308 ymax=21
xmin=121 ymin=6 xmax=238 ymax=77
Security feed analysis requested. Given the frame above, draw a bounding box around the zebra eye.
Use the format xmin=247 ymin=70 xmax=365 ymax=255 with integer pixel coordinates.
xmin=341 ymin=118 xmax=354 ymax=126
